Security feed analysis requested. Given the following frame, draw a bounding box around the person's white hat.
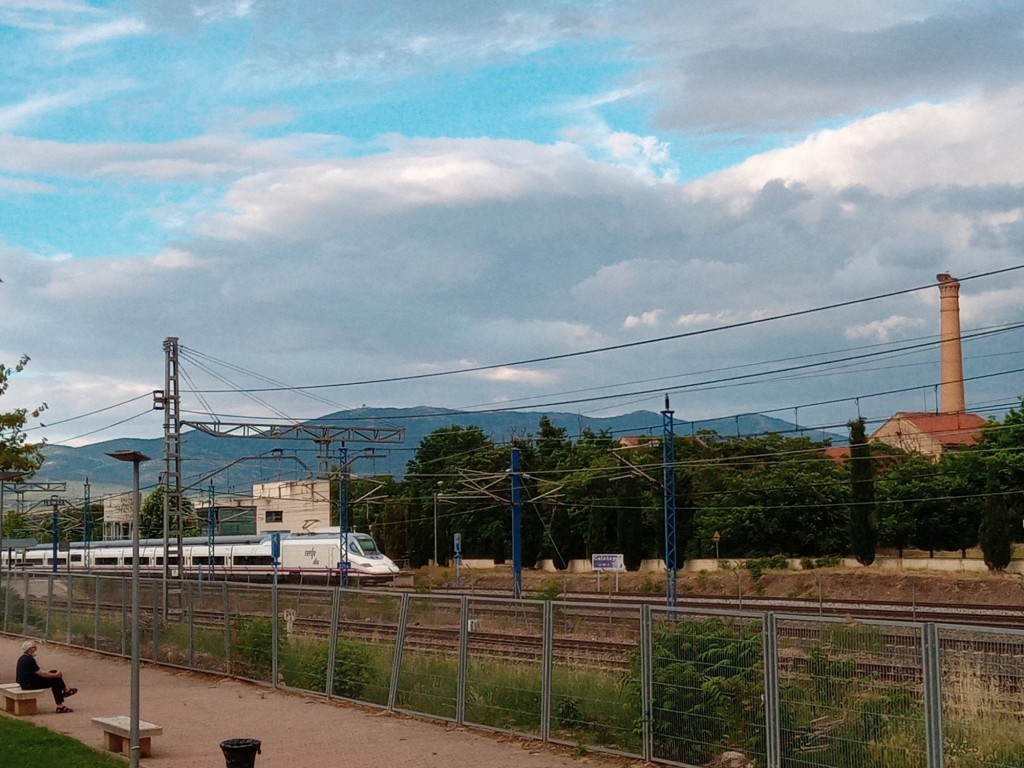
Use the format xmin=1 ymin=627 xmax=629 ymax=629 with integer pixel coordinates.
xmin=21 ymin=640 xmax=37 ymax=652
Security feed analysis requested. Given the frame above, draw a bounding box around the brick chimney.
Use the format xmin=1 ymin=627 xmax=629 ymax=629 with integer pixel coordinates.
xmin=936 ymin=273 xmax=965 ymax=413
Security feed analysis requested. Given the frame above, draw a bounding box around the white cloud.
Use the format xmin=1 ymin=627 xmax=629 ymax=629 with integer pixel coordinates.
xmin=688 ymin=88 xmax=1024 ymax=201
xmin=54 ymin=17 xmax=146 ymax=49
xmin=0 ymin=175 xmax=53 ymax=193
xmin=675 ymin=311 xmax=733 ymax=328
xmin=844 ymin=315 xmax=925 ymax=342
xmin=562 ymin=118 xmax=679 ymax=182
xmin=623 ymin=309 xmax=663 ymax=329
xmin=473 ymin=366 xmax=558 ymax=385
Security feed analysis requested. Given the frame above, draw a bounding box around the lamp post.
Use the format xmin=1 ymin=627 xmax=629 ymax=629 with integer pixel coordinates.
xmin=107 ymin=450 xmax=151 ymax=768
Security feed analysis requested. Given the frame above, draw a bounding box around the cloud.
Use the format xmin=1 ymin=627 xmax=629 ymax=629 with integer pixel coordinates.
xmin=55 ymin=17 xmax=146 ymax=49
xmin=626 ymin=3 xmax=1024 ymax=134
xmin=0 ymin=175 xmax=53 ymax=193
xmin=624 ymin=309 xmax=663 ymax=329
xmin=473 ymin=366 xmax=558 ymax=385
xmin=687 ymin=88 xmax=1024 ymax=201
xmin=844 ymin=315 xmax=925 ymax=342
xmin=5 ymin=2 xmax=1024 ymax=446
xmin=0 ymin=132 xmax=329 ymax=182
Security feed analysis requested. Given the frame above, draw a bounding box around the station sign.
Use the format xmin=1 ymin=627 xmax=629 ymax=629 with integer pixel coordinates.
xmin=591 ymin=553 xmax=625 ymax=572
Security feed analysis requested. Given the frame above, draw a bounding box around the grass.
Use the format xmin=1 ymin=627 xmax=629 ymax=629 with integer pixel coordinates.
xmin=0 ymin=715 xmax=125 ymax=768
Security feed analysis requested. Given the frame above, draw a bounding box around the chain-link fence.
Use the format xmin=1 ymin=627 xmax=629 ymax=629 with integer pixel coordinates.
xmin=3 ymin=571 xmax=1022 ymax=768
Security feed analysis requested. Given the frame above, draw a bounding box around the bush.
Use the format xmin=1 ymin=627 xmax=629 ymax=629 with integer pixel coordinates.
xmin=233 ymin=616 xmax=281 ymax=679
xmin=298 ymin=639 xmax=374 ymax=699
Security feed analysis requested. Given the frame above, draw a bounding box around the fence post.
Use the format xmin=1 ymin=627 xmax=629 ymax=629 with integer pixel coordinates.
xmin=2 ymin=570 xmax=9 ymax=632
xmin=66 ymin=573 xmax=72 ymax=645
xmin=45 ymin=574 xmax=53 ymax=640
xmin=922 ymin=623 xmax=945 ymax=768
xmin=152 ymin=581 xmax=161 ymax=662
xmin=120 ymin=577 xmax=127 ymax=657
xmin=540 ymin=600 xmax=554 ymax=742
xmin=641 ymin=604 xmax=654 ymax=762
xmin=763 ymin=613 xmax=781 ymax=768
xmin=387 ymin=593 xmax=410 ymax=712
xmin=187 ymin=580 xmax=195 ymax=668
xmin=21 ymin=571 xmax=29 ymax=631
xmin=326 ymin=588 xmax=341 ymax=697
xmin=94 ymin=576 xmax=101 ymax=651
xmin=456 ymin=595 xmax=469 ymax=725
xmin=222 ymin=581 xmax=232 ymax=676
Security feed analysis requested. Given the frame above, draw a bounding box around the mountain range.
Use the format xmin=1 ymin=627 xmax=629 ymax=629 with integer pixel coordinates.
xmin=33 ymin=406 xmax=845 ymax=502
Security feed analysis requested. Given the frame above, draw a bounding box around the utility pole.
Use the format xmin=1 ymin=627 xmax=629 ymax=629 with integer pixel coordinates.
xmin=83 ymin=479 xmax=92 ymax=571
xmin=510 ymin=448 xmax=522 ymax=599
xmin=662 ymin=395 xmax=677 ymax=608
xmin=153 ymin=336 xmax=183 ymax=618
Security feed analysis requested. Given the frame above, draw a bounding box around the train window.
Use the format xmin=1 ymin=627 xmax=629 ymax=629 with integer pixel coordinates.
xmin=124 ymin=557 xmax=150 ymax=565
xmin=96 ymin=557 xmax=119 ymax=565
xmin=192 ymin=556 xmax=225 ymax=566
xmin=233 ymin=555 xmax=273 ymax=566
xmin=154 ymin=557 xmax=179 ymax=565
xmin=71 ymin=555 xmax=83 ymax=563
xmin=265 ymin=510 xmax=283 ymax=523
xmin=353 ymin=535 xmax=379 ymax=555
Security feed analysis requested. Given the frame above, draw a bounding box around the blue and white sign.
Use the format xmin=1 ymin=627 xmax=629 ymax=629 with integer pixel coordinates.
xmin=591 ymin=553 xmax=625 ymax=572
xmin=453 ymin=532 xmax=462 ymax=554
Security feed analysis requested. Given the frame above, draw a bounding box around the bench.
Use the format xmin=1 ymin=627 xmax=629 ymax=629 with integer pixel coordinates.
xmin=91 ymin=716 xmax=164 ymax=758
xmin=1 ymin=686 xmax=45 ymax=716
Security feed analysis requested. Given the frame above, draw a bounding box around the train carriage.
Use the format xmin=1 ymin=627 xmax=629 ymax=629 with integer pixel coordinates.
xmin=0 ymin=530 xmax=400 ymax=584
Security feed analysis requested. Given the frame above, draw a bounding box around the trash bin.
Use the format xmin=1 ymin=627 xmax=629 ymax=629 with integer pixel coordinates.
xmin=220 ymin=738 xmax=262 ymax=768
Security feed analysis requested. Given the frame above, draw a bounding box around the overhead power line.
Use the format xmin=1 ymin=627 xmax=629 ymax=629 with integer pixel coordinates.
xmin=184 ymin=265 xmax=1024 ymax=394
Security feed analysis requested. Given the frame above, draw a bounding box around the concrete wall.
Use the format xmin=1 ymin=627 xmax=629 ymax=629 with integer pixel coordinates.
xmin=521 ymin=555 xmax=1024 ymax=575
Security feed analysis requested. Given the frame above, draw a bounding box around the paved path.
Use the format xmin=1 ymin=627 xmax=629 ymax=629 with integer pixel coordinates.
xmin=1 ymin=636 xmax=632 ymax=768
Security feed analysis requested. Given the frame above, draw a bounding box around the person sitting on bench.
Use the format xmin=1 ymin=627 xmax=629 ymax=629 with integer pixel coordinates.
xmin=16 ymin=640 xmax=78 ymax=713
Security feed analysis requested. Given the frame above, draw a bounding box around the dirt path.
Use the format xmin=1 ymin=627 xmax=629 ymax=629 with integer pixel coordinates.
xmin=1 ymin=636 xmax=630 ymax=768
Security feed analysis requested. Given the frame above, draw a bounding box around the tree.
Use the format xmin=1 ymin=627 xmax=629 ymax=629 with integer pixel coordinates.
xmin=848 ymin=418 xmax=877 ymax=565
xmin=979 ymin=463 xmax=1014 ymax=570
xmin=692 ymin=433 xmax=849 ymax=558
xmin=139 ymin=485 xmax=197 ymax=539
xmin=974 ymin=400 xmax=1024 ymax=534
xmin=0 ymin=355 xmax=46 ymax=477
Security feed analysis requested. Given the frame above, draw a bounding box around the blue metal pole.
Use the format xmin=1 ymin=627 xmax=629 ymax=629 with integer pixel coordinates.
xmin=207 ymin=482 xmax=216 ymax=579
xmin=662 ymin=396 xmax=677 ymax=607
xmin=83 ymin=479 xmax=92 ymax=572
xmin=51 ymin=498 xmax=58 ymax=573
xmin=511 ymin=448 xmax=522 ymax=599
xmin=338 ymin=445 xmax=349 ymax=588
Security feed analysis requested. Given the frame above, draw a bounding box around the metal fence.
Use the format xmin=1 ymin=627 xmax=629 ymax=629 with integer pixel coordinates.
xmin=2 ymin=571 xmax=1022 ymax=768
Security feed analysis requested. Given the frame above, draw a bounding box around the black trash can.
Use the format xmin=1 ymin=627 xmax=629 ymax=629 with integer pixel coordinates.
xmin=220 ymin=738 xmax=262 ymax=768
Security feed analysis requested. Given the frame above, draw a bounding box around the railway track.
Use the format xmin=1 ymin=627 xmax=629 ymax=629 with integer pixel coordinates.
xmin=49 ymin=586 xmax=1024 ymax=684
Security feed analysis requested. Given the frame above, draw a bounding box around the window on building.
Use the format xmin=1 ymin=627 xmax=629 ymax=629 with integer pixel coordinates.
xmin=265 ymin=510 xmax=283 ymax=523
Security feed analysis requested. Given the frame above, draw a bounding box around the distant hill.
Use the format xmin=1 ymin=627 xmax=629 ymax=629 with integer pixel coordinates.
xmin=34 ymin=406 xmax=844 ymax=501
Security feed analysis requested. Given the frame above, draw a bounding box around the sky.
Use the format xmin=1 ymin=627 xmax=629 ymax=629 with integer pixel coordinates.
xmin=2 ymin=0 xmax=1024 ymax=452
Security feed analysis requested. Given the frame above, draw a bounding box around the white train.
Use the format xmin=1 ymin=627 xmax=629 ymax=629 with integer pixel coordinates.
xmin=0 ymin=529 xmax=401 ymax=584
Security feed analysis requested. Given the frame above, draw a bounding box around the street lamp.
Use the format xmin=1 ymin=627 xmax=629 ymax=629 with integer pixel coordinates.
xmin=107 ymin=450 xmax=151 ymax=768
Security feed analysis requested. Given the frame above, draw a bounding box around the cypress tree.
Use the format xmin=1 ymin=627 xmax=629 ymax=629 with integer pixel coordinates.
xmin=848 ymin=418 xmax=877 ymax=565
xmin=979 ymin=464 xmax=1014 ymax=570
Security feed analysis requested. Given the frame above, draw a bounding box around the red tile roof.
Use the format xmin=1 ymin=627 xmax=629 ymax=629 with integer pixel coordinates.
xmin=888 ymin=411 xmax=986 ymax=447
